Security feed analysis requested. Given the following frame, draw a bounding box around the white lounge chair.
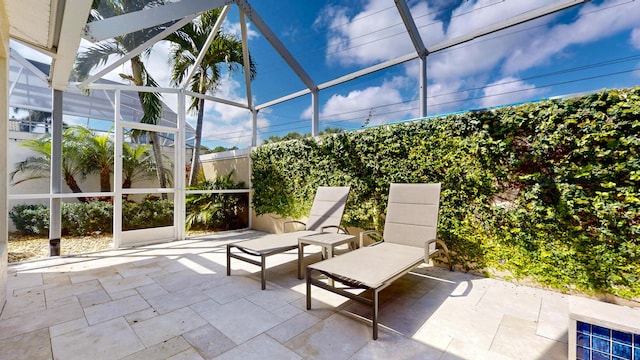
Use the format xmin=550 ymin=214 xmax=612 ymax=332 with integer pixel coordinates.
xmin=227 ymin=186 xmax=350 ymax=289
xmin=305 ymin=183 xmax=450 ymax=339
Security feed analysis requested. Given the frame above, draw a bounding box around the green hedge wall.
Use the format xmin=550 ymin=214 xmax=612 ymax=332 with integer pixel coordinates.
xmin=10 ymin=198 xmax=174 ymax=236
xmin=251 ymin=87 xmax=640 ymax=300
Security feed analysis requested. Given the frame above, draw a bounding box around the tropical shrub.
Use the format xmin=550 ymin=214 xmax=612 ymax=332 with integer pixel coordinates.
xmin=251 ymin=87 xmax=640 ymax=300
xmin=10 ymin=198 xmax=175 ymax=235
xmin=9 ymin=204 xmax=50 ymax=235
xmin=122 ymin=197 xmax=174 ymax=230
xmin=185 ymin=171 xmax=248 ymax=231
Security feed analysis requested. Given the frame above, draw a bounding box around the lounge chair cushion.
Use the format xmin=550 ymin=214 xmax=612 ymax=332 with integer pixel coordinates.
xmin=383 ymin=183 xmax=440 ymax=251
xmin=308 ymin=242 xmax=424 ymax=289
xmin=232 ymin=230 xmax=317 ymax=255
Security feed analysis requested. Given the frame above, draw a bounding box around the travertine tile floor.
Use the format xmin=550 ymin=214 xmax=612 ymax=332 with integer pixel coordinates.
xmin=0 ymin=230 xmax=583 ymax=359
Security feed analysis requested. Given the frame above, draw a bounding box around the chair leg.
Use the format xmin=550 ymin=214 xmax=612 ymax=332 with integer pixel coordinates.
xmin=306 ymin=268 xmax=312 ymax=310
xmin=298 ymin=243 xmax=304 ymax=280
xmin=261 ymin=254 xmax=266 ymax=290
xmin=226 ymin=245 xmax=231 ymax=276
xmin=373 ymin=289 xmax=379 ymax=340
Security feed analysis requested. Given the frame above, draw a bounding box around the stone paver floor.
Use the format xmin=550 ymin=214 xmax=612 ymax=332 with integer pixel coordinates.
xmin=0 ymin=230 xmax=588 ymax=359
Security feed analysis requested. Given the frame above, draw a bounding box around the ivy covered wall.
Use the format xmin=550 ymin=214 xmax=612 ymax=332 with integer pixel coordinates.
xmin=251 ymin=87 xmax=640 ymax=300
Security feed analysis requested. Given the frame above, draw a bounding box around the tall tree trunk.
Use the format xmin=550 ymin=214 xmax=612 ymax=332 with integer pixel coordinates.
xmin=100 ymin=166 xmax=111 ymax=192
xmin=99 ymin=166 xmax=111 ymax=201
xmin=150 ymin=132 xmax=168 ymax=200
xmin=65 ymin=174 xmax=89 ymax=202
xmin=189 ymin=97 xmax=205 ymax=186
xmin=131 ymin=56 xmax=168 ymax=199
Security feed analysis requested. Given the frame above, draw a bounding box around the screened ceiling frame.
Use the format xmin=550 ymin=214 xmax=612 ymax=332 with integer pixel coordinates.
xmin=76 ymin=0 xmax=589 ymax=144
xmin=3 ymin=0 xmax=593 ymax=250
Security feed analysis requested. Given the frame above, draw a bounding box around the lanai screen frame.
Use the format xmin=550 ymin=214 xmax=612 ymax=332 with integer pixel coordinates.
xmin=7 ymin=0 xmax=593 ymax=252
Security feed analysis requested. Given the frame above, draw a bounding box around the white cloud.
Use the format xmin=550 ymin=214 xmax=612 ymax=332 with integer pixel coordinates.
xmin=224 ymin=19 xmax=259 ymax=41
xmin=503 ymin=0 xmax=640 ymax=74
xmin=313 ymin=0 xmax=563 ymax=115
xmin=425 ymin=79 xmax=468 ymax=115
xmin=196 ymin=74 xmax=266 ymax=148
xmin=480 ymin=77 xmax=542 ymax=108
xmin=426 ymin=1 xmax=558 ymax=82
xmin=316 ymin=0 xmax=440 ymax=66
xmin=303 ymin=77 xmax=416 ymax=126
xmin=631 ymin=28 xmax=640 ymax=49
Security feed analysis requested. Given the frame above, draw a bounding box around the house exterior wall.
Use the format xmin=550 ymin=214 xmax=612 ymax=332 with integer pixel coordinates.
xmin=1 ymin=2 xmax=10 ymax=314
xmin=200 ymin=149 xmax=251 ymax=185
xmin=6 ymin=132 xmax=174 ymax=231
xmin=200 ymin=148 xmax=291 ymax=234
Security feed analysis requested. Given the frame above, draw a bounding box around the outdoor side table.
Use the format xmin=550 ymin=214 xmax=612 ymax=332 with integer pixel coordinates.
xmin=298 ymin=232 xmax=356 ymax=280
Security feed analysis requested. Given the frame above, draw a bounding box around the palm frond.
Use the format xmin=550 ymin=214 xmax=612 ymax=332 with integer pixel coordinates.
xmin=74 ymin=41 xmax=124 ymax=81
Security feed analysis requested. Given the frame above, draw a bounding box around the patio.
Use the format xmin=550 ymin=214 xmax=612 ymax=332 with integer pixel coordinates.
xmin=0 ymin=230 xmax=574 ymax=359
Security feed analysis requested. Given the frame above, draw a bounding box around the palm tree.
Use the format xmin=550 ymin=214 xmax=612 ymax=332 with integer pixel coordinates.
xmin=122 ymin=142 xmax=168 ymax=189
xmin=75 ymin=127 xmax=113 ymax=193
xmin=168 ymin=9 xmax=256 ymax=186
xmin=10 ymin=127 xmax=91 ymax=202
xmin=74 ymin=0 xmax=170 ymax=197
xmin=10 ymin=127 xmax=168 ymax=201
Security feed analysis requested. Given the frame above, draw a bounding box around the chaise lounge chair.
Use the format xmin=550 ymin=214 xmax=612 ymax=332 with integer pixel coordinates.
xmin=227 ymin=186 xmax=350 ymax=290
xmin=305 ymin=183 xmax=450 ymax=339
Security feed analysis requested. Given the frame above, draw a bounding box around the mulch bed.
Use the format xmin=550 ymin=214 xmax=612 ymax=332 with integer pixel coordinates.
xmin=7 ymin=230 xmax=214 ymax=263
xmin=8 ymin=233 xmax=113 ymax=263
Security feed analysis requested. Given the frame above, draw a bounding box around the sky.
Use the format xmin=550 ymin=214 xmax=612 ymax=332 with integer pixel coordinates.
xmin=10 ymin=0 xmax=640 ymax=150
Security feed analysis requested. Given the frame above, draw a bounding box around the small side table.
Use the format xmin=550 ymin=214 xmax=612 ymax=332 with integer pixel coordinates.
xmin=298 ymin=232 xmax=356 ymax=280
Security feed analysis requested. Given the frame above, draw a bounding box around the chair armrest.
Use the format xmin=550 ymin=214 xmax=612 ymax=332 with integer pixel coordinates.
xmin=321 ymin=225 xmax=350 ymax=234
xmin=359 ymin=230 xmax=382 ymax=248
xmin=425 ymin=238 xmax=452 ymax=271
xmin=282 ymin=220 xmax=306 ymax=233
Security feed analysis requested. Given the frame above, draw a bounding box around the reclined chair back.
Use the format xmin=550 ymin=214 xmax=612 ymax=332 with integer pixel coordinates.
xmin=305 ymin=186 xmax=351 ymax=232
xmin=383 ymin=183 xmax=441 ymax=253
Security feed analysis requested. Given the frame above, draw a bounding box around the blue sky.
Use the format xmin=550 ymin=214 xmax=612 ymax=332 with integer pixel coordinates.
xmin=12 ymin=0 xmax=640 ymax=149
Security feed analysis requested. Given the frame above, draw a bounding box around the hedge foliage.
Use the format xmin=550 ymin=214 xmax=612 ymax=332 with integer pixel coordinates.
xmin=251 ymin=87 xmax=640 ymax=300
xmin=10 ymin=198 xmax=174 ymax=236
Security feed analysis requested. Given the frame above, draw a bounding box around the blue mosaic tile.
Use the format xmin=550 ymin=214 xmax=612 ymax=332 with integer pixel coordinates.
xmin=577 ymin=333 xmax=591 ymax=347
xmin=594 ymin=325 xmax=612 ymax=339
xmin=578 ymin=321 xmax=591 ymax=334
xmin=613 ymin=330 xmax=632 ymax=345
xmin=612 ymin=343 xmax=632 ymax=359
xmin=576 ymin=346 xmax=590 ymax=360
xmin=574 ymin=322 xmax=640 ymax=360
xmin=593 ymin=336 xmax=611 ymax=353
xmin=592 ymin=350 xmax=610 ymax=360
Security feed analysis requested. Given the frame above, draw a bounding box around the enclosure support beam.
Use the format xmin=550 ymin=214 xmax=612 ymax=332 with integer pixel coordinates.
xmin=395 ymin=0 xmax=428 ymax=118
xmin=182 ymin=6 xmax=230 ymax=89
xmin=113 ymin=90 xmax=123 ymax=248
xmin=311 ymin=89 xmax=319 ymax=137
xmin=79 ymin=14 xmax=198 ymax=89
xmin=82 ymin=0 xmax=228 ymax=42
xmin=240 ymin=10 xmax=253 ymax=111
xmin=419 ymin=56 xmax=427 ymax=118
xmin=49 ymin=89 xmax=63 ymax=256
xmin=235 ymin=0 xmax=317 ymax=92
xmin=175 ymin=91 xmax=186 ymax=241
xmin=1 ymin=19 xmax=10 ymax=309
xmin=251 ymin=110 xmax=258 ymax=147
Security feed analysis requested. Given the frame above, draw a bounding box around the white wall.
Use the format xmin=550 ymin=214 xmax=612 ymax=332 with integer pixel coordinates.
xmin=7 ymin=132 xmax=176 ymax=231
xmin=1 ymin=2 xmax=10 ymax=313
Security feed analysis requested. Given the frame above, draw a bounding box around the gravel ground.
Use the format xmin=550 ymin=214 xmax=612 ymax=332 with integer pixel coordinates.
xmin=8 ymin=233 xmax=114 ymax=263
xmin=7 ymin=230 xmax=213 ymax=263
